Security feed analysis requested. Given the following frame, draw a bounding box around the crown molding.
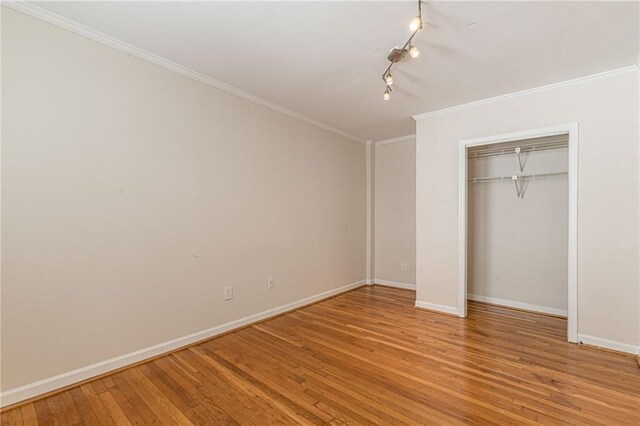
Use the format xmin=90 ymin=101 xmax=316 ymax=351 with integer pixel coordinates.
xmin=413 ymin=65 xmax=639 ymax=121
xmin=374 ymin=134 xmax=415 ymax=146
xmin=3 ymin=1 xmax=365 ymax=144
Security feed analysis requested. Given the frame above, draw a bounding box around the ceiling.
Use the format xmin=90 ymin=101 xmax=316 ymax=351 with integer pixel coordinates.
xmin=29 ymin=1 xmax=640 ymax=142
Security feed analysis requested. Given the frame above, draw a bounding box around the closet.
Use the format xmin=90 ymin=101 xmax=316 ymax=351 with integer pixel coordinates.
xmin=466 ymin=135 xmax=569 ymax=321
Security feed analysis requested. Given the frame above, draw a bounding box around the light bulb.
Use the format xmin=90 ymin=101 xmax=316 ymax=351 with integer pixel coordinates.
xmin=383 ymin=88 xmax=390 ymax=101
xmin=385 ymin=73 xmax=394 ymax=85
xmin=409 ymin=45 xmax=420 ymax=58
xmin=409 ymin=16 xmax=422 ymax=32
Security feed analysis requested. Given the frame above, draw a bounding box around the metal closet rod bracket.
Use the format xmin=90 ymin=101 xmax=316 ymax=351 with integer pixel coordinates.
xmin=512 ymin=175 xmax=523 ymax=199
xmin=515 ymin=147 xmax=525 ymax=173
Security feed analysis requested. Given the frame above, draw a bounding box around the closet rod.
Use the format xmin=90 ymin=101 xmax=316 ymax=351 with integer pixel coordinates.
xmin=468 ymin=171 xmax=567 ymax=184
xmin=468 ymin=139 xmax=568 ymax=159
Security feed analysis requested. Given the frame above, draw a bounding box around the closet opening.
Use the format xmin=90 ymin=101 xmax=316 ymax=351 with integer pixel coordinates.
xmin=458 ymin=125 xmax=578 ymax=343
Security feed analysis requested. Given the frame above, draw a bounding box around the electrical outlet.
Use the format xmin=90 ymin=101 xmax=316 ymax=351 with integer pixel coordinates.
xmin=401 ymin=262 xmax=408 ymax=272
xmin=224 ymin=286 xmax=233 ymax=301
xmin=267 ymin=277 xmax=274 ymax=289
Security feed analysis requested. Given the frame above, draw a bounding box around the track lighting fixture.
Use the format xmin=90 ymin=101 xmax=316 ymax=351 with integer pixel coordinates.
xmin=381 ymin=0 xmax=423 ymax=100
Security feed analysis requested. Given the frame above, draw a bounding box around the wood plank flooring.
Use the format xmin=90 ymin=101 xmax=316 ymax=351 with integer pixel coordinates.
xmin=2 ymin=285 xmax=639 ymax=425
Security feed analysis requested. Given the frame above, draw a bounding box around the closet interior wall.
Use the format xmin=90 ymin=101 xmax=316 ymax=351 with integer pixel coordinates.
xmin=467 ymin=136 xmax=569 ymax=315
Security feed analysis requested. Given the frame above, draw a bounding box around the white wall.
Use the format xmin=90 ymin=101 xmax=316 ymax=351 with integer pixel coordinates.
xmin=415 ymin=69 xmax=639 ymax=350
xmin=373 ymin=138 xmax=416 ymax=286
xmin=1 ymin=8 xmax=366 ymax=394
xmin=468 ymin=138 xmax=568 ymax=315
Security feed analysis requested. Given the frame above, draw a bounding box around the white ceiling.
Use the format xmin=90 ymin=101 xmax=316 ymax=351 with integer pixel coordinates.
xmin=29 ymin=1 xmax=640 ymax=141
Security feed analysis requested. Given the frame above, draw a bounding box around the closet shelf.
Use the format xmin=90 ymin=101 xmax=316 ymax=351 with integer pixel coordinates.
xmin=467 ymin=138 xmax=568 ymax=159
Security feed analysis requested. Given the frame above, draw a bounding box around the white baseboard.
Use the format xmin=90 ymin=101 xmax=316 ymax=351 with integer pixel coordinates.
xmin=0 ymin=280 xmax=366 ymax=408
xmin=578 ymin=334 xmax=640 ymax=356
xmin=467 ymin=294 xmax=568 ymax=317
xmin=467 ymin=296 xmax=637 ymax=355
xmin=373 ymin=279 xmax=416 ymax=290
xmin=415 ymin=300 xmax=459 ymax=316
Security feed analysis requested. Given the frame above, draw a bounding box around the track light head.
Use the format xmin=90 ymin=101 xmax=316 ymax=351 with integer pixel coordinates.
xmin=409 ymin=16 xmax=422 ymax=32
xmin=409 ymin=45 xmax=420 ymax=58
xmin=383 ymin=87 xmax=391 ymax=101
xmin=385 ymin=73 xmax=394 ymax=85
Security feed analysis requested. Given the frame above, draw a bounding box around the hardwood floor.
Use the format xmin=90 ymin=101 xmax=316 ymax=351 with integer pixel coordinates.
xmin=2 ymin=285 xmax=639 ymax=425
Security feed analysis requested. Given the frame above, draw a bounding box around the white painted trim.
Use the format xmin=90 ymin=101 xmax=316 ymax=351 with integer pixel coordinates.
xmin=458 ymin=135 xmax=468 ymax=319
xmin=578 ymin=334 xmax=640 ymax=356
xmin=458 ymin=124 xmax=579 ymax=343
xmin=467 ymin=294 xmax=567 ymax=317
xmin=3 ymin=1 xmax=364 ymax=144
xmin=415 ymin=301 xmax=459 ymax=316
xmin=374 ymin=134 xmax=415 ymax=146
xmin=413 ymin=66 xmax=639 ymax=121
xmin=0 ymin=280 xmax=366 ymax=408
xmin=374 ymin=279 xmax=416 ymax=290
xmin=566 ymin=124 xmax=579 ymax=343
xmin=365 ymin=141 xmax=373 ymax=282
